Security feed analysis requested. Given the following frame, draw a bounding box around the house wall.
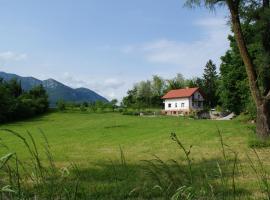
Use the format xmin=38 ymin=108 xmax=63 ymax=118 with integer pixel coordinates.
xmin=163 ymin=91 xmax=205 ymax=115
xmin=164 ymin=98 xmax=190 ymax=111
xmin=194 ymin=91 xmax=204 ymax=101
xmin=190 ymin=91 xmax=204 ymax=110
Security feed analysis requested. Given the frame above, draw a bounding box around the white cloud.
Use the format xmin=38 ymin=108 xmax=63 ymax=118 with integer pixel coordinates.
xmin=107 ymin=92 xmax=117 ymax=99
xmin=194 ymin=17 xmax=228 ymax=27
xmin=0 ymin=51 xmax=28 ymax=61
xmin=61 ymin=72 xmax=126 ymax=100
xmin=122 ymin=17 xmax=230 ymax=76
xmin=103 ymin=78 xmax=124 ymax=89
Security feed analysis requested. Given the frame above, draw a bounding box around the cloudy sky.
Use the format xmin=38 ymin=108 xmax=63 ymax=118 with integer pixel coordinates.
xmin=0 ymin=0 xmax=230 ymax=100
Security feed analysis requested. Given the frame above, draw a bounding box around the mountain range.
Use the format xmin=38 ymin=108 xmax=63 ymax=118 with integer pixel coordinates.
xmin=0 ymin=71 xmax=108 ymax=105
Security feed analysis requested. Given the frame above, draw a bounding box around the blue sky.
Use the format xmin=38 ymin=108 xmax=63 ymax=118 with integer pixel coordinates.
xmin=0 ymin=0 xmax=230 ymax=100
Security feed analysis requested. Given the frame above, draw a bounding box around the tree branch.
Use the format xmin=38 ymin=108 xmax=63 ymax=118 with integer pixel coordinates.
xmin=263 ymin=0 xmax=269 ymax=7
xmin=266 ymin=90 xmax=270 ymax=100
xmin=234 ymin=0 xmax=240 ymax=7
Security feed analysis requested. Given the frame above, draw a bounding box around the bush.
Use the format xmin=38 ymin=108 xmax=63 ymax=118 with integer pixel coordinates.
xmin=122 ymin=111 xmax=140 ymax=116
xmin=117 ymin=107 xmax=125 ymax=113
xmin=56 ymin=100 xmax=66 ymax=111
xmin=187 ymin=111 xmax=196 ymax=119
xmin=80 ymin=104 xmax=87 ymax=112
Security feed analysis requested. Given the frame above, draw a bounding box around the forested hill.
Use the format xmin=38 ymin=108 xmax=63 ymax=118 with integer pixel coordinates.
xmin=0 ymin=72 xmax=108 ymax=105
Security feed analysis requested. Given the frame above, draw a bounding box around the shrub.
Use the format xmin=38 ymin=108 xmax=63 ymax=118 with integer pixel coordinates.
xmin=187 ymin=111 xmax=196 ymax=119
xmin=122 ymin=111 xmax=140 ymax=116
xmin=80 ymin=104 xmax=87 ymax=112
xmin=56 ymin=100 xmax=66 ymax=111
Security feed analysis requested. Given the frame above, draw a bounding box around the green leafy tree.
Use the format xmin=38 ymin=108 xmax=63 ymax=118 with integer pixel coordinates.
xmin=151 ymin=75 xmax=166 ymax=107
xmin=166 ymin=73 xmax=186 ymax=90
xmin=186 ymin=0 xmax=270 ymax=138
xmin=95 ymin=100 xmax=106 ymax=112
xmin=0 ymin=79 xmax=13 ymax=122
xmin=28 ymin=85 xmax=49 ymax=114
xmin=0 ymin=80 xmax=49 ymax=122
xmin=136 ymin=80 xmax=153 ymax=108
xmin=82 ymin=102 xmax=88 ymax=107
xmin=122 ymin=88 xmax=137 ymax=108
xmin=110 ymin=99 xmax=118 ymax=112
xmin=88 ymin=102 xmax=97 ymax=112
xmin=122 ymin=74 xmax=204 ymax=109
xmin=219 ymin=35 xmax=250 ymax=114
xmin=152 ymin=75 xmax=165 ymax=96
xmin=7 ymin=79 xmax=23 ymax=98
xmin=202 ymin=60 xmax=219 ymax=108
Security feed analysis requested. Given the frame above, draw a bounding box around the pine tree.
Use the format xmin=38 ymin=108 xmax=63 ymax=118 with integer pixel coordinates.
xmin=202 ymin=60 xmax=219 ymax=108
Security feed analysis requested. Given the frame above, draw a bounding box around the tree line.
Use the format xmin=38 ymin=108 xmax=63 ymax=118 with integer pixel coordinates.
xmin=56 ymin=99 xmax=118 ymax=113
xmin=122 ymin=60 xmax=222 ymax=111
xmin=0 ymin=78 xmax=49 ymax=123
xmin=122 ymin=57 xmax=255 ymax=117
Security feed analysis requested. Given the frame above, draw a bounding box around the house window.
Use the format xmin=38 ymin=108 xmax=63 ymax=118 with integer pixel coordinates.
xmin=175 ymin=103 xmax=177 ymax=108
xmin=198 ymin=102 xmax=201 ymax=107
xmin=181 ymin=103 xmax=185 ymax=107
xmin=168 ymin=103 xmax=171 ymax=108
xmin=198 ymin=94 xmax=201 ymax=98
xmin=192 ymin=102 xmax=194 ymax=107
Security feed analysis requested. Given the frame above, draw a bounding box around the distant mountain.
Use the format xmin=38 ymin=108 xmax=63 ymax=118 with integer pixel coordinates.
xmin=0 ymin=71 xmax=108 ymax=105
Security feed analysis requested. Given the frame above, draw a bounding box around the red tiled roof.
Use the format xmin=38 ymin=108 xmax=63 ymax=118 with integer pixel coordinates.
xmin=162 ymin=87 xmax=201 ymax=99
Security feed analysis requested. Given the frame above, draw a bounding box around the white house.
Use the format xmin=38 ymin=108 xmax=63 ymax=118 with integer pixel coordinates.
xmin=161 ymin=87 xmax=205 ymax=115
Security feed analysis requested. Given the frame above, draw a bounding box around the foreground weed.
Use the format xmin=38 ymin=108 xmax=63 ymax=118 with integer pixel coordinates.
xmin=1 ymin=128 xmax=270 ymax=200
xmin=0 ymin=129 xmax=85 ymax=200
xmin=141 ymin=130 xmax=263 ymax=200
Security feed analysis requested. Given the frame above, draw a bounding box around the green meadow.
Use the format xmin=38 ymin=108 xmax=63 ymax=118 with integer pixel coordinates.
xmin=1 ymin=112 xmax=269 ymax=199
xmin=0 ymin=112 xmax=253 ymax=164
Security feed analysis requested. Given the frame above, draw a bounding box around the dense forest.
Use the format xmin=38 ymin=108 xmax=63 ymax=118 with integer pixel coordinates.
xmin=0 ymin=78 xmax=49 ymax=123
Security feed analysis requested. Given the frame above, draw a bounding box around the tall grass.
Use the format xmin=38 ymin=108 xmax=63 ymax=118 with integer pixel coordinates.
xmin=0 ymin=129 xmax=84 ymax=200
xmin=141 ymin=131 xmax=270 ymax=200
xmin=1 ymin=128 xmax=270 ymax=199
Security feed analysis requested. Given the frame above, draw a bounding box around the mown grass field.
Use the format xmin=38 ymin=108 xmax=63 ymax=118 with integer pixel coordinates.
xmin=0 ymin=112 xmax=269 ymax=199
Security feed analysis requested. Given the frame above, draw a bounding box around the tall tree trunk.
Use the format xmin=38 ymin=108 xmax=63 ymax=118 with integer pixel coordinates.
xmin=256 ymin=100 xmax=270 ymax=138
xmin=227 ymin=0 xmax=270 ymax=138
